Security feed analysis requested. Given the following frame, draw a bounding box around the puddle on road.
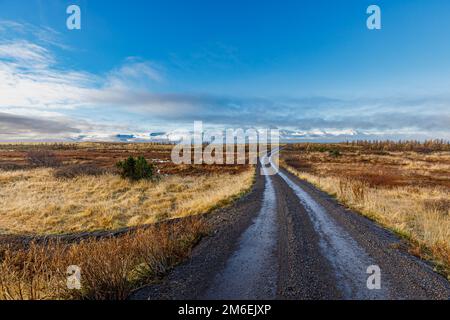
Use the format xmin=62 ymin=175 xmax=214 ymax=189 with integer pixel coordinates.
xmin=203 ymin=162 xmax=278 ymax=300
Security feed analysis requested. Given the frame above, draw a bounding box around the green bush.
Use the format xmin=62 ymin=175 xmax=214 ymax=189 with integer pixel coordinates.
xmin=328 ymin=149 xmax=342 ymax=158
xmin=116 ymin=156 xmax=155 ymax=181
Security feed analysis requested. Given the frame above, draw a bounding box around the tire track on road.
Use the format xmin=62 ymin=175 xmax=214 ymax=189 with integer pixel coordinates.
xmin=202 ymin=162 xmax=278 ymax=299
xmin=270 ymin=150 xmax=389 ymax=299
xmin=277 ymin=169 xmax=389 ymax=299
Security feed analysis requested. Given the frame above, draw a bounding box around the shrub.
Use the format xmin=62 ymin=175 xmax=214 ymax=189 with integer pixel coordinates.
xmin=116 ymin=156 xmax=155 ymax=181
xmin=26 ymin=150 xmax=61 ymax=168
xmin=328 ymin=149 xmax=342 ymax=158
xmin=53 ymin=164 xmax=108 ymax=179
xmin=0 ymin=163 xmax=23 ymax=171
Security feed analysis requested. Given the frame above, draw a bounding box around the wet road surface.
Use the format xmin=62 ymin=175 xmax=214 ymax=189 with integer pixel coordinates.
xmin=133 ymin=151 xmax=450 ymax=300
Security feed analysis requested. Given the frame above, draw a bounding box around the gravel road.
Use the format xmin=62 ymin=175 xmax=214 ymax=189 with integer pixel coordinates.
xmin=132 ymin=152 xmax=450 ymax=300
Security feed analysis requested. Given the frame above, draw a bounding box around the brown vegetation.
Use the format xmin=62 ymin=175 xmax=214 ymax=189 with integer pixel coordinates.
xmin=0 ymin=142 xmax=251 ymax=176
xmin=281 ymin=141 xmax=450 ymax=278
xmin=26 ymin=150 xmax=61 ymax=168
xmin=0 ymin=217 xmax=206 ymax=300
xmin=53 ymin=164 xmax=110 ymax=179
xmin=0 ymin=143 xmax=255 ymax=236
xmin=288 ymin=139 xmax=450 ymax=153
xmin=0 ymin=142 xmax=256 ymax=300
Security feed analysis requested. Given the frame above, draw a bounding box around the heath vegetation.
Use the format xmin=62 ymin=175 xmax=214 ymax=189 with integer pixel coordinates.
xmin=0 ymin=143 xmax=254 ymax=235
xmin=281 ymin=140 xmax=450 ymax=278
xmin=0 ymin=143 xmax=255 ymax=299
xmin=0 ymin=218 xmax=206 ymax=300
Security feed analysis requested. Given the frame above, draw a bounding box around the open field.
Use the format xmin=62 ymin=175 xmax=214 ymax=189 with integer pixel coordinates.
xmin=0 ymin=168 xmax=254 ymax=235
xmin=0 ymin=143 xmax=254 ymax=235
xmin=0 ymin=142 xmax=250 ymax=176
xmin=281 ymin=141 xmax=450 ymax=277
xmin=0 ymin=143 xmax=255 ymax=300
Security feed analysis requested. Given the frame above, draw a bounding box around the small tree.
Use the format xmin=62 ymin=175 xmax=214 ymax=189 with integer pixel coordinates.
xmin=116 ymin=156 xmax=154 ymax=181
xmin=328 ymin=149 xmax=342 ymax=158
xmin=117 ymin=156 xmax=136 ymax=179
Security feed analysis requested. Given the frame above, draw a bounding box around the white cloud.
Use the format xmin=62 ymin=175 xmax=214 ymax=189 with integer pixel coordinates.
xmin=0 ymin=33 xmax=163 ymax=116
xmin=0 ymin=20 xmax=68 ymax=49
xmin=0 ymin=22 xmax=164 ymax=140
xmin=0 ymin=57 xmax=95 ymax=111
xmin=0 ymin=20 xmax=449 ymax=141
xmin=107 ymin=57 xmax=164 ymax=86
xmin=0 ymin=40 xmax=54 ymax=67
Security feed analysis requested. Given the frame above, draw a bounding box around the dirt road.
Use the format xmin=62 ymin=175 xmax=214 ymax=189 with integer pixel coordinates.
xmin=133 ymin=151 xmax=450 ymax=300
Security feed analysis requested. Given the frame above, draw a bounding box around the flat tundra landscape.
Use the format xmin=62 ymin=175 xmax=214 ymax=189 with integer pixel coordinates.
xmin=0 ymin=141 xmax=449 ymax=300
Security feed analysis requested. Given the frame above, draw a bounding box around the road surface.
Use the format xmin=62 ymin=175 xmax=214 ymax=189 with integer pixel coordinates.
xmin=132 ymin=151 xmax=450 ymax=300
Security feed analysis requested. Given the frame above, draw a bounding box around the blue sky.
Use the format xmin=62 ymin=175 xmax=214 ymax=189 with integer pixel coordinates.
xmin=0 ymin=0 xmax=450 ymax=141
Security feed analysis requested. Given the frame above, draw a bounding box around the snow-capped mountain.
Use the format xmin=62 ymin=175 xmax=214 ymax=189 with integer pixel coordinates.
xmin=279 ymin=129 xmax=360 ymax=140
xmin=71 ymin=128 xmax=365 ymax=143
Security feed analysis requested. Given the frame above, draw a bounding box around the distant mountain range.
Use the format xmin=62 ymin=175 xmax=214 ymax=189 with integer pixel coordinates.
xmin=70 ymin=128 xmax=365 ymax=143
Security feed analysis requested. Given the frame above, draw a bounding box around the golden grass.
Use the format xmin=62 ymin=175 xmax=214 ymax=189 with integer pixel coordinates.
xmin=0 ymin=144 xmax=256 ymax=299
xmin=0 ymin=218 xmax=206 ymax=300
xmin=281 ymin=152 xmax=450 ymax=278
xmin=0 ymin=168 xmax=255 ymax=235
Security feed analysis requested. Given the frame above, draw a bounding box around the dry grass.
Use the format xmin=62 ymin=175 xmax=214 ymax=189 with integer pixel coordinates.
xmin=0 ymin=218 xmax=206 ymax=300
xmin=281 ymin=143 xmax=450 ymax=278
xmin=0 ymin=143 xmax=256 ymax=300
xmin=0 ymin=167 xmax=254 ymax=235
